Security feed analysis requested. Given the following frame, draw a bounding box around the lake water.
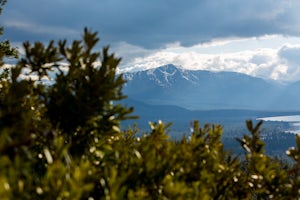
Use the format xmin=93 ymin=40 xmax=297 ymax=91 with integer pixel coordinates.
xmin=257 ymin=115 xmax=300 ymax=134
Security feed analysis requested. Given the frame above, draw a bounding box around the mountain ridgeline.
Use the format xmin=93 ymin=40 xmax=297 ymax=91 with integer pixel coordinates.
xmin=123 ymin=64 xmax=300 ymax=111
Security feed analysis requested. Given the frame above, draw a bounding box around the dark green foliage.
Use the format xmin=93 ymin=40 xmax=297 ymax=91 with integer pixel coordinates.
xmin=0 ymin=0 xmax=18 ymax=65
xmin=1 ymin=8 xmax=300 ymax=199
xmin=0 ymin=28 xmax=134 ymax=199
xmin=237 ymin=121 xmax=289 ymax=199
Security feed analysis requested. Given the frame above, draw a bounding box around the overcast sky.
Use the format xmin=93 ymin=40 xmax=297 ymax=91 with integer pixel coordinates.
xmin=2 ymin=0 xmax=300 ymax=82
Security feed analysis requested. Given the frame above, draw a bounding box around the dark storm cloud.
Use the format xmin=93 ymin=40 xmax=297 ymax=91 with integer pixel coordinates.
xmin=1 ymin=0 xmax=299 ymax=48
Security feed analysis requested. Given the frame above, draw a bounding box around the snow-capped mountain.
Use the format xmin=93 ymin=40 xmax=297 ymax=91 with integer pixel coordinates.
xmin=123 ymin=64 xmax=199 ymax=87
xmin=122 ymin=64 xmax=300 ymax=110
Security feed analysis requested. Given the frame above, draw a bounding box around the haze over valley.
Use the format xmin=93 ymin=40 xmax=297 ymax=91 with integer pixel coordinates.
xmin=121 ymin=64 xmax=300 ymax=155
xmin=123 ymin=64 xmax=300 ymax=111
xmin=3 ymin=0 xmax=300 ymax=155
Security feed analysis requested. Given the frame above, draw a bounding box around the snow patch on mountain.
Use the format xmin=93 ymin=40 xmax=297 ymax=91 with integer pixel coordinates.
xmin=123 ymin=64 xmax=300 ymax=110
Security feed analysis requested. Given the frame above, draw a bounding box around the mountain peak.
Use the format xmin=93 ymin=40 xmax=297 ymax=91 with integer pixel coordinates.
xmin=146 ymin=64 xmax=181 ymax=74
xmin=123 ymin=65 xmax=299 ymax=110
xmin=123 ymin=64 xmax=200 ymax=87
xmin=157 ymin=64 xmax=181 ymax=71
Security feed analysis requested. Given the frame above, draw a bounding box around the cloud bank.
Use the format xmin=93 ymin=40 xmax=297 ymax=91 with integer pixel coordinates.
xmin=2 ymin=1 xmax=300 ymax=82
xmin=118 ymin=35 xmax=300 ymax=82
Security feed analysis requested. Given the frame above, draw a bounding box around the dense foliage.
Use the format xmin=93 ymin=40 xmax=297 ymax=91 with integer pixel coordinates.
xmin=2 ymin=4 xmax=300 ymax=199
xmin=0 ymin=0 xmax=17 ymax=64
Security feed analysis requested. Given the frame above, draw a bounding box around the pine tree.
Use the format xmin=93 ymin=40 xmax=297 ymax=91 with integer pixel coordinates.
xmin=0 ymin=27 xmax=134 ymax=198
xmin=1 ymin=2 xmax=300 ymax=199
xmin=0 ymin=0 xmax=18 ymax=65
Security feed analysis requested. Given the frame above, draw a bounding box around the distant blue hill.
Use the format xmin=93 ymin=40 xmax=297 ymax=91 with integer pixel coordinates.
xmin=123 ymin=64 xmax=300 ymax=110
xmin=121 ymin=97 xmax=300 ymax=132
xmin=121 ymin=65 xmax=300 ymax=155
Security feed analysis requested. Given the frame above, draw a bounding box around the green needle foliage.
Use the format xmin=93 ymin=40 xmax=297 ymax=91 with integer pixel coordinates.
xmin=0 ymin=0 xmax=18 ymax=65
xmin=1 ymin=4 xmax=300 ymax=199
xmin=0 ymin=27 xmax=135 ymax=199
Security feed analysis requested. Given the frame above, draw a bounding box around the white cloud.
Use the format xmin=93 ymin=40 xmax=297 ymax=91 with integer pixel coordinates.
xmin=279 ymin=45 xmax=300 ymax=65
xmin=118 ymin=35 xmax=300 ymax=82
